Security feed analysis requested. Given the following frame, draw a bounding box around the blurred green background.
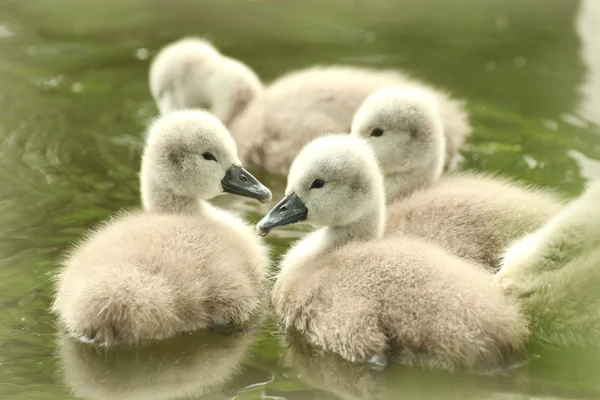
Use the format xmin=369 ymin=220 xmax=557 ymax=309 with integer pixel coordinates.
xmin=0 ymin=0 xmax=599 ymax=398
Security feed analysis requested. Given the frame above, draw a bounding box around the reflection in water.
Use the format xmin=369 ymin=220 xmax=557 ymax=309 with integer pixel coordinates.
xmin=282 ymin=333 xmax=600 ymax=400
xmin=281 ymin=333 xmax=384 ymax=400
xmin=57 ymin=328 xmax=257 ymax=400
xmin=576 ymin=0 xmax=600 ymax=126
xmin=281 ymin=332 xmax=514 ymax=400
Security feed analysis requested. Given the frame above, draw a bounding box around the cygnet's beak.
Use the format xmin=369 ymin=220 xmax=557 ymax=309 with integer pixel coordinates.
xmin=256 ymin=193 xmax=308 ymax=236
xmin=221 ymin=165 xmax=272 ymax=203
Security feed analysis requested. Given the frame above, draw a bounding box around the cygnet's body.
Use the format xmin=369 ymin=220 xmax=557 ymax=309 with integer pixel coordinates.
xmin=52 ymin=110 xmax=272 ymax=345
xmin=149 ymin=38 xmax=471 ymax=175
xmin=351 ymin=88 xmax=564 ymax=270
xmin=386 ymin=173 xmax=563 ymax=271
xmin=494 ymin=182 xmax=600 ymax=347
xmin=258 ymin=135 xmax=527 ymax=371
xmin=231 ymin=66 xmax=470 ymax=175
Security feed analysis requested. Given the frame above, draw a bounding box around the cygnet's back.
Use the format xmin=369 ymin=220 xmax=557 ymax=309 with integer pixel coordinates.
xmin=386 ymin=173 xmax=564 ymax=271
xmin=494 ymin=182 xmax=600 ymax=348
xmin=230 ymin=66 xmax=470 ymax=175
xmin=276 ymin=236 xmax=527 ymax=371
xmin=55 ymin=212 xmax=266 ymax=344
xmin=258 ymin=135 xmax=527 ymax=371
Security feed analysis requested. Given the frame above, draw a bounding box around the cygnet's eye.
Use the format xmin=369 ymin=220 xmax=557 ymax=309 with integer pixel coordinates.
xmin=370 ymin=128 xmax=384 ymax=137
xmin=310 ymin=179 xmax=325 ymax=189
xmin=202 ymin=152 xmax=217 ymax=162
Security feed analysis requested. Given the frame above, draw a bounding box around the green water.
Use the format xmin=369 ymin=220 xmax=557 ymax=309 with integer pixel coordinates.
xmin=1 ymin=0 xmax=600 ymax=398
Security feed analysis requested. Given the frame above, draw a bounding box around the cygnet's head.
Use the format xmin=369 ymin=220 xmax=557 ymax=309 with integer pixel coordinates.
xmin=350 ymin=88 xmax=446 ymax=182
xmin=149 ymin=38 xmax=218 ymax=110
xmin=141 ymin=110 xmax=271 ymax=210
xmin=149 ymin=37 xmax=263 ymax=124
xmin=256 ymin=135 xmax=385 ymax=236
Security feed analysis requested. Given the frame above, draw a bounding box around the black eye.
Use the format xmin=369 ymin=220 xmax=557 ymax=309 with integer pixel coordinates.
xmin=370 ymin=128 xmax=384 ymax=137
xmin=202 ymin=152 xmax=217 ymax=162
xmin=310 ymin=179 xmax=325 ymax=189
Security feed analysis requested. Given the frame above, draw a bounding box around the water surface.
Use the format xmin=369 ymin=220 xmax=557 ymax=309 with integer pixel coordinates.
xmin=1 ymin=0 xmax=599 ymax=398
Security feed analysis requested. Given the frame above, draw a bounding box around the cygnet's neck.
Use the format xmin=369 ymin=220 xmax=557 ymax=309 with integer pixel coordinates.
xmin=322 ymin=189 xmax=386 ymax=253
xmin=325 ymin=206 xmax=385 ymax=250
xmin=384 ymin=121 xmax=447 ymax=201
xmin=282 ymin=201 xmax=385 ymax=272
xmin=384 ymin=166 xmax=440 ymax=202
xmin=141 ymin=181 xmax=205 ymax=215
xmin=212 ymin=83 xmax=262 ymax=127
xmin=208 ymin=59 xmax=264 ymax=126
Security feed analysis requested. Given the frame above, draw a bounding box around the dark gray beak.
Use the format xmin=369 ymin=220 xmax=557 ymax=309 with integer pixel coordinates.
xmin=221 ymin=165 xmax=272 ymax=203
xmin=256 ymin=193 xmax=308 ymax=236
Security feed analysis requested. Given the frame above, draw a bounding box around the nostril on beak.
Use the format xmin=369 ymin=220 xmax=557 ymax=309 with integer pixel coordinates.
xmin=280 ymin=204 xmax=289 ymax=212
xmin=239 ymin=174 xmax=248 ymax=183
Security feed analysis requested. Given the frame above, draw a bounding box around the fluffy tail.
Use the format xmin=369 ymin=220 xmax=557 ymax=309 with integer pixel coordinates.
xmin=494 ymin=181 xmax=600 ymax=347
xmin=52 ymin=265 xmax=187 ymax=346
